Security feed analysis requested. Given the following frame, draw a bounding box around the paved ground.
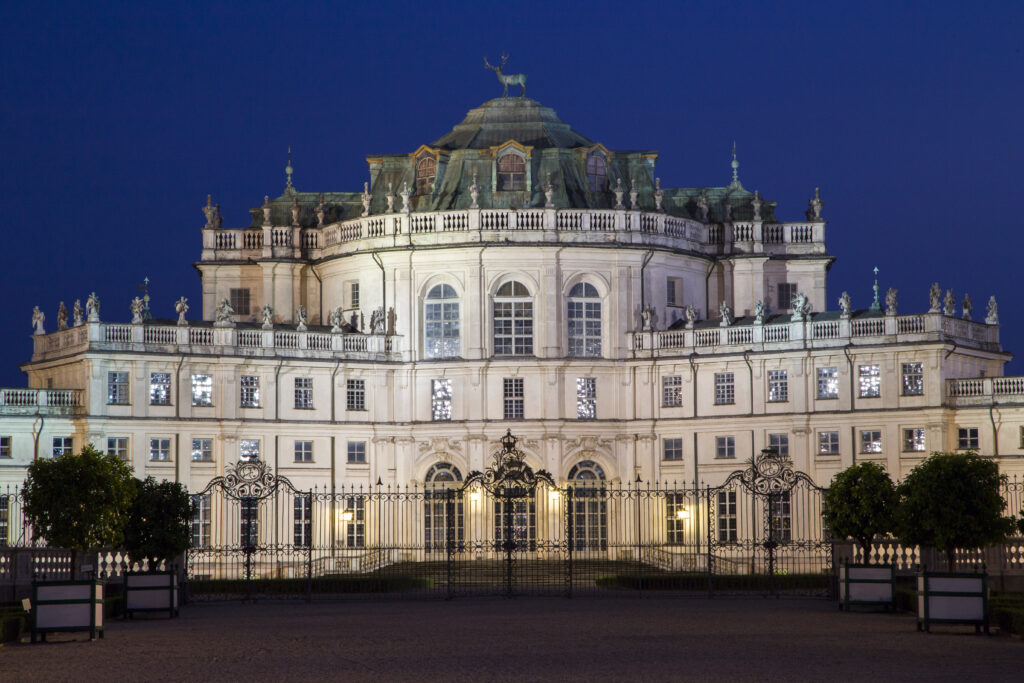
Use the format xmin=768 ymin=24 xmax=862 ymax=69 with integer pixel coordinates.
xmin=2 ymin=597 xmax=1020 ymax=681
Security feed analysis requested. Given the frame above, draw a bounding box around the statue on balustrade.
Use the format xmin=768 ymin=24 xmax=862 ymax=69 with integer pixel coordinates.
xmin=316 ymin=194 xmax=326 ymax=227
xmin=719 ymin=300 xmax=732 ymax=327
xmin=329 ymin=307 xmax=344 ymax=333
xmin=203 ymin=195 xmax=222 ymax=229
xmin=469 ymin=172 xmax=481 ymax=209
xmin=296 ymin=305 xmax=308 ymax=332
xmin=215 ymin=298 xmax=235 ymax=327
xmin=791 ymin=292 xmax=812 ymax=321
xmin=986 ymin=296 xmax=999 ymax=325
xmin=385 ymin=183 xmax=395 ymax=213
xmin=838 ymin=291 xmax=851 ymax=318
xmin=885 ymin=288 xmax=898 ymax=316
xmin=629 ymin=178 xmax=638 ymax=209
xmin=261 ymin=303 xmax=274 ymax=330
xmin=806 ymin=187 xmax=823 ymax=220
xmin=641 ymin=306 xmax=653 ymax=331
xmin=370 ymin=307 xmax=385 ymax=334
xmin=130 ymin=297 xmax=145 ymax=324
xmin=654 ymin=178 xmax=664 ymax=212
xmin=928 ymin=282 xmax=942 ymax=313
xmin=31 ymin=306 xmax=45 ymax=335
xmin=685 ymin=304 xmax=698 ymax=329
xmin=613 ymin=178 xmax=625 ymax=209
xmin=751 ymin=190 xmax=762 ymax=221
xmin=262 ymin=196 xmax=272 ymax=227
xmin=361 ymin=182 xmax=372 ymax=217
xmin=961 ymin=293 xmax=973 ymax=321
xmin=73 ymin=299 xmax=83 ymax=327
xmin=57 ymin=301 xmax=68 ymax=331
xmin=291 ymin=196 xmax=301 ymax=227
xmin=696 ymin=189 xmax=709 ymax=222
xmin=943 ymin=289 xmax=956 ymax=316
xmin=175 ymin=297 xmax=189 ymax=326
xmin=753 ymin=300 xmax=766 ymax=325
xmin=86 ymin=292 xmax=100 ymax=322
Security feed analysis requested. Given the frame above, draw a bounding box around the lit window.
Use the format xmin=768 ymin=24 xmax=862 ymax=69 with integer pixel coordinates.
xmin=818 ymin=431 xmax=840 ymax=455
xmin=767 ymin=370 xmax=788 ymax=403
xmin=493 ymin=281 xmax=533 ymax=356
xmin=770 ymin=491 xmax=792 ymax=543
xmin=768 ymin=433 xmax=789 ymax=458
xmin=192 ymin=438 xmax=213 ymax=462
xmin=425 ymin=284 xmax=460 ymax=358
xmin=294 ymin=495 xmax=312 ymax=547
xmin=0 ymin=436 xmax=11 ymax=459
xmin=150 ymin=373 xmax=171 ymax=405
xmin=860 ymin=430 xmax=882 ymax=453
xmin=349 ymin=282 xmax=360 ymax=309
xmin=714 ymin=373 xmax=735 ymax=405
xmin=107 ymin=372 xmax=129 ymax=405
xmin=107 ymin=437 xmax=128 ymax=462
xmin=858 ymin=365 xmax=880 ymax=398
xmin=294 ymin=377 xmax=313 ymax=409
xmin=817 ymin=367 xmax=838 ymax=399
xmin=902 ymin=363 xmax=923 ymax=396
xmin=347 ymin=441 xmax=366 ymax=464
xmin=240 ymin=439 xmax=260 ymax=461
xmin=503 ymin=378 xmax=524 ymax=420
xmin=577 ymin=377 xmax=596 ymax=420
xmin=496 ymin=153 xmax=526 ymax=191
xmin=666 ymin=277 xmax=683 ymax=308
xmin=777 ymin=282 xmax=798 ymax=310
xmin=294 ymin=440 xmax=313 ymax=463
xmin=663 ymin=438 xmax=683 ymax=461
xmin=902 ymin=428 xmax=925 ymax=452
xmin=666 ymin=493 xmax=688 ymax=545
xmin=662 ymin=376 xmax=683 ymax=407
xmin=957 ymin=427 xmax=979 ymax=450
xmin=229 ymin=288 xmax=250 ymax=316
xmin=717 ymin=491 xmax=737 ymax=542
xmin=192 ymin=375 xmax=213 ymax=406
xmin=567 ymin=282 xmax=601 ymax=357
xmin=432 ymin=379 xmax=452 ymax=421
xmin=586 ymin=154 xmax=607 ymax=193
xmin=347 ymin=379 xmax=366 ymax=411
xmin=240 ymin=375 xmax=260 ymax=408
xmin=52 ymin=437 xmax=73 ymax=457
xmin=345 ymin=497 xmax=365 ymax=547
xmin=716 ymin=436 xmax=735 ymax=459
xmin=191 ymin=494 xmax=211 ymax=548
xmin=416 ymin=156 xmax=437 ymax=195
xmin=149 ymin=438 xmax=171 ymax=462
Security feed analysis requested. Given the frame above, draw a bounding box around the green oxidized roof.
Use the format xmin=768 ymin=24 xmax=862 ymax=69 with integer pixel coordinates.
xmin=430 ymin=98 xmax=594 ymax=150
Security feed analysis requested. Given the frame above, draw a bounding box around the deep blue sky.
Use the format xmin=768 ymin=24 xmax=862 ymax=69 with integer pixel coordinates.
xmin=1 ymin=1 xmax=1022 ymax=385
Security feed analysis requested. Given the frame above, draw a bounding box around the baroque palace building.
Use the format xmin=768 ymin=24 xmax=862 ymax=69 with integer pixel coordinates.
xmin=1 ymin=91 xmax=1021 ymax=510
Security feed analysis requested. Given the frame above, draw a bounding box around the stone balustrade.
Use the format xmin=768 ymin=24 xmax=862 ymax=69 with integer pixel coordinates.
xmin=0 ymin=387 xmax=83 ymax=415
xmin=629 ymin=311 xmax=1000 ymax=356
xmin=200 ymin=208 xmax=825 ymax=261
xmin=946 ymin=375 xmax=1024 ymax=407
xmin=30 ymin=321 xmax=402 ymax=364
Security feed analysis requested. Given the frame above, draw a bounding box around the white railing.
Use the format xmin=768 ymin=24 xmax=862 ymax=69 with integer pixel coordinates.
xmin=947 ymin=376 xmax=1024 ymax=406
xmin=0 ymin=388 xmax=83 ymax=413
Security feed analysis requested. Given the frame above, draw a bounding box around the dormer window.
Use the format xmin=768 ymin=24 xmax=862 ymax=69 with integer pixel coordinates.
xmin=497 ymin=154 xmax=526 ymax=191
xmin=416 ymin=157 xmax=437 ymax=195
xmin=586 ymin=155 xmax=608 ymax=193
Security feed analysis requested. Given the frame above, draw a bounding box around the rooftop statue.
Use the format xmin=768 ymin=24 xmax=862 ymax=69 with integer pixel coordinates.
xmin=697 ymin=190 xmax=710 ymax=222
xmin=130 ymin=297 xmax=145 ymax=324
xmin=370 ymin=307 xmax=385 ymax=334
xmin=72 ymin=299 xmax=83 ymax=327
xmin=986 ymin=296 xmax=999 ymax=325
xmin=361 ymin=182 xmax=372 ymax=217
xmin=684 ymin=304 xmax=698 ymax=329
xmin=215 ymin=298 xmax=235 ymax=327
xmin=262 ymin=196 xmax=272 ymax=227
xmin=613 ymin=178 xmax=625 ymax=209
xmin=86 ymin=292 xmax=100 ymax=322
xmin=962 ymin=293 xmax=973 ymax=321
xmin=838 ymin=291 xmax=851 ymax=318
xmin=484 ymin=54 xmax=526 ymax=98
xmin=806 ymin=187 xmax=824 ymax=221
xmin=296 ymin=305 xmax=308 ymax=332
xmin=753 ymin=300 xmax=766 ymax=325
xmin=719 ymin=300 xmax=732 ymax=327
xmin=57 ymin=301 xmax=68 ymax=331
xmin=654 ymin=178 xmax=664 ymax=212
xmin=329 ymin=307 xmax=344 ymax=333
xmin=885 ymin=287 xmax=898 ymax=316
xmin=470 ymin=172 xmax=481 ymax=209
xmin=751 ymin=190 xmax=762 ymax=221
xmin=31 ymin=306 xmax=45 ymax=335
xmin=261 ymin=303 xmax=274 ymax=330
xmin=175 ymin=296 xmax=189 ymax=326
xmin=943 ymin=289 xmax=956 ymax=316
xmin=791 ymin=292 xmax=812 ymax=321
xmin=928 ymin=282 xmax=942 ymax=313
xmin=629 ymin=178 xmax=638 ymax=209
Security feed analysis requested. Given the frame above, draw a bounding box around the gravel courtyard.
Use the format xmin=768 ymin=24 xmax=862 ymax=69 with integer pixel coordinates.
xmin=2 ymin=597 xmax=1020 ymax=681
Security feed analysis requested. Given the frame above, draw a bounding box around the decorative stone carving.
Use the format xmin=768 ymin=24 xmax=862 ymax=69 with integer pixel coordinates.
xmin=215 ymin=298 xmax=235 ymax=327
xmin=86 ymin=292 xmax=100 ymax=322
xmin=697 ymin=190 xmax=709 ymax=222
xmin=261 ymin=303 xmax=274 ymax=329
xmin=361 ymin=182 xmax=372 ymax=217
xmin=175 ymin=296 xmax=189 ymax=326
xmin=751 ymin=190 xmax=762 ymax=221
xmin=202 ymin=194 xmax=221 ymax=229
xmin=543 ymin=173 xmax=555 ymax=208
xmin=685 ymin=304 xmax=698 ymax=329
xmin=315 ymin=193 xmax=325 ymax=227
xmin=387 ymin=307 xmax=397 ymax=336
xmin=329 ymin=307 xmax=344 ymax=333
xmin=943 ymin=289 xmax=956 ymax=316
xmin=613 ymin=178 xmax=625 ymax=209
xmin=839 ymin=291 xmax=851 ymax=318
xmin=654 ymin=178 xmax=664 ymax=212
xmin=641 ymin=306 xmax=653 ymax=331
xmin=296 ymin=305 xmax=308 ymax=331
xmin=57 ymin=302 xmax=68 ymax=331
xmin=791 ymin=292 xmax=812 ymax=321
xmin=719 ymin=300 xmax=732 ymax=327
xmin=262 ymin=196 xmax=272 ymax=227
xmin=961 ymin=293 xmax=972 ymax=321
xmin=469 ymin=172 xmax=481 ymax=209
xmin=753 ymin=300 xmax=766 ymax=325
xmin=72 ymin=299 xmax=83 ymax=327
xmin=986 ymin=296 xmax=998 ymax=325
xmin=806 ymin=187 xmax=823 ymax=220
xmin=291 ymin=196 xmax=300 ymax=227
xmin=370 ymin=307 xmax=385 ymax=334
xmin=483 ymin=53 xmax=527 ymax=98
xmin=31 ymin=306 xmax=45 ymax=335
xmin=130 ymin=297 xmax=145 ymax=324
xmin=385 ymin=182 xmax=395 ymax=213
xmin=885 ymin=287 xmax=898 ymax=316
xmin=928 ymin=282 xmax=942 ymax=313
xmin=400 ymin=182 xmax=411 ymax=213
xmin=629 ymin=178 xmax=638 ymax=209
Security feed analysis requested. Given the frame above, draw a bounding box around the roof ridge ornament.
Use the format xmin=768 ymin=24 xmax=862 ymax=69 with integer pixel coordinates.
xmin=285 ymin=147 xmax=294 ymax=193
xmin=484 ymin=53 xmax=527 ymax=98
xmin=869 ymin=267 xmax=882 ymax=312
xmin=729 ymin=142 xmax=741 ymax=189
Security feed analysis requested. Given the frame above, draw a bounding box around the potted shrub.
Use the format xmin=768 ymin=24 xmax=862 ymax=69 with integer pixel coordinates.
xmin=22 ymin=445 xmax=135 ymax=641
xmin=896 ymin=451 xmax=1015 ymax=633
xmin=823 ymin=462 xmax=897 ymax=610
xmin=122 ymin=476 xmax=192 ymax=618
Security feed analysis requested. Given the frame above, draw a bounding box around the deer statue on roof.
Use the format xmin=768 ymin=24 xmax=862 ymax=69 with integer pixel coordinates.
xmin=484 ymin=54 xmax=527 ymax=98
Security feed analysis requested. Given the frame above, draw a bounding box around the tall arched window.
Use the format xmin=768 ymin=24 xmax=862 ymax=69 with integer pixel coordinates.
xmin=496 ymin=154 xmax=526 ymax=191
xmin=567 ymin=282 xmax=601 ymax=357
xmin=586 ymin=155 xmax=607 ymax=193
xmin=493 ymin=281 xmax=533 ymax=356
xmin=425 ymin=284 xmax=460 ymax=358
xmin=568 ymin=460 xmax=607 ymax=551
xmin=424 ymin=462 xmax=464 ymax=553
xmin=416 ymin=157 xmax=436 ymax=195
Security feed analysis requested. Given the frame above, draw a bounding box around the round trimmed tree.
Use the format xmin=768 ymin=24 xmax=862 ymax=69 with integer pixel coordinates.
xmin=823 ymin=462 xmax=897 ymax=560
xmin=123 ymin=476 xmax=193 ymax=571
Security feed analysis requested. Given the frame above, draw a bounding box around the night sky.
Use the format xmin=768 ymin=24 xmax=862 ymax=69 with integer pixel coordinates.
xmin=2 ymin=1 xmax=1022 ymax=385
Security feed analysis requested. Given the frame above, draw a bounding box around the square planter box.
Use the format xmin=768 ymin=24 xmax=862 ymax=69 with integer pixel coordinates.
xmin=917 ymin=570 xmax=988 ymax=633
xmin=839 ymin=562 xmax=894 ymax=610
xmin=125 ymin=571 xmax=179 ymax=619
xmin=31 ymin=579 xmax=104 ymax=642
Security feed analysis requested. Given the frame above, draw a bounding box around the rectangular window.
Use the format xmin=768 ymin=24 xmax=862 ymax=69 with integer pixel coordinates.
xmin=902 ymin=363 xmax=924 ymax=396
xmin=344 ymin=497 xmax=365 ymax=547
xmin=714 ymin=372 xmax=735 ymax=405
xmin=349 ymin=282 xmax=360 ymax=309
xmin=294 ymin=377 xmax=313 ymax=409
xmin=666 ymin=277 xmax=683 ymax=307
xmin=240 ymin=496 xmax=258 ymax=548
xmin=149 ymin=438 xmax=171 ymax=462
xmin=663 ymin=438 xmax=683 ymax=461
xmin=777 ymin=282 xmax=798 ymax=310
xmin=150 ymin=372 xmax=171 ymax=405
xmin=191 ymin=494 xmax=211 ymax=548
xmin=240 ymin=439 xmax=260 ymax=462
xmin=767 ymin=370 xmax=788 ymax=403
xmin=229 ymin=288 xmax=250 ymax=316
xmin=957 ymin=427 xmax=979 ymax=450
xmin=770 ymin=491 xmax=792 ymax=543
xmin=192 ymin=438 xmax=213 ymax=462
xmin=0 ymin=436 xmax=10 ymax=459
xmin=107 ymin=371 xmax=129 ymax=405
xmin=902 ymin=428 xmax=925 ymax=452
xmin=858 ymin=365 xmax=881 ymax=398
xmin=294 ymin=495 xmax=312 ymax=547
xmin=768 ymin=433 xmax=789 ymax=458
xmin=715 ymin=436 xmax=735 ymax=459
xmin=432 ymin=379 xmax=452 ymax=421
xmin=346 ymin=379 xmax=366 ymax=411
xmin=662 ymin=376 xmax=683 ymax=408
xmin=818 ymin=431 xmax=840 ymax=456
xmin=347 ymin=441 xmax=366 ymax=464
xmin=52 ymin=437 xmax=73 ymax=457
xmin=503 ymin=378 xmax=524 ymax=420
xmin=107 ymin=437 xmax=128 ymax=462
xmin=576 ymin=377 xmax=596 ymax=420
xmin=240 ymin=375 xmax=261 ymax=408
xmin=860 ymin=430 xmax=883 ymax=454
xmin=817 ymin=367 xmax=839 ymax=400
xmin=191 ymin=374 xmax=213 ymax=406
xmin=666 ymin=493 xmax=687 ymax=545
xmin=294 ymin=440 xmax=313 ymax=463
xmin=717 ymin=491 xmax=737 ymax=542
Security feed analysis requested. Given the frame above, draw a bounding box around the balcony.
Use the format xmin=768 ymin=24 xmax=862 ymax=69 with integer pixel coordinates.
xmin=0 ymin=388 xmax=83 ymax=415
xmin=946 ymin=376 xmax=1024 ymax=407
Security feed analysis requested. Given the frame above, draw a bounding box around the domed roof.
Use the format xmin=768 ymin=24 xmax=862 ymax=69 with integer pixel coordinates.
xmin=430 ymin=98 xmax=594 ymax=151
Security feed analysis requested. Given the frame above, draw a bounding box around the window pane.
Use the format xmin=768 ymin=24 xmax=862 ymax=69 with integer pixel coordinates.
xmin=817 ymin=367 xmax=838 ymax=399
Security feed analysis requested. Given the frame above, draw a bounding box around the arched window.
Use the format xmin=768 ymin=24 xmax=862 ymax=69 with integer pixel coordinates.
xmin=568 ymin=460 xmax=607 ymax=551
xmin=493 ymin=281 xmax=533 ymax=356
xmin=425 ymin=462 xmax=464 ymax=553
xmin=567 ymin=282 xmax=602 ymax=357
xmin=496 ymin=154 xmax=526 ymax=191
xmin=586 ymin=155 xmax=607 ymax=193
xmin=416 ymin=157 xmax=436 ymax=195
xmin=425 ymin=284 xmax=460 ymax=358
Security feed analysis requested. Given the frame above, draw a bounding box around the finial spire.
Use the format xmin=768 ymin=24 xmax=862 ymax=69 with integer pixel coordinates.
xmin=730 ymin=142 xmax=740 ymax=187
xmin=285 ymin=146 xmax=294 ymax=192
xmin=869 ymin=266 xmax=881 ymax=312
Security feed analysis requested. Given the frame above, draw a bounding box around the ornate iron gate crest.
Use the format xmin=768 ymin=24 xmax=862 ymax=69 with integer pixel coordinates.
xmin=196 ymin=459 xmax=295 ymax=500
